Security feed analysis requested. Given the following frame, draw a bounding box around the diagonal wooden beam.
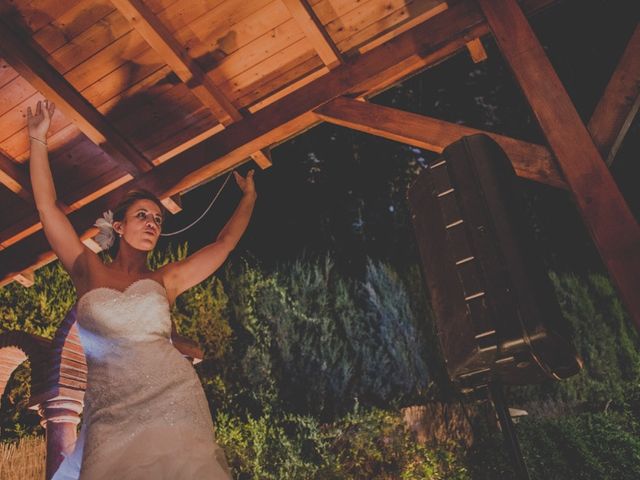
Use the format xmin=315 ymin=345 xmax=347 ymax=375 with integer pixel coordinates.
xmin=587 ymin=24 xmax=640 ymax=166
xmin=0 ymin=152 xmax=33 ymax=203
xmin=478 ymin=0 xmax=640 ymax=327
xmin=314 ymin=96 xmax=564 ymax=187
xmin=0 ymin=19 xmax=153 ymax=177
xmin=0 ymin=0 xmax=560 ymax=285
xmin=109 ymin=0 xmax=242 ymax=126
xmin=282 ymin=0 xmax=343 ymax=69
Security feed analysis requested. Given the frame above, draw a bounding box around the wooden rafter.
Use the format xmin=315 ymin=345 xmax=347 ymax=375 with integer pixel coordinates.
xmin=0 ymin=20 xmax=153 ymax=177
xmin=109 ymin=0 xmax=242 ymax=126
xmin=478 ymin=0 xmax=640 ymax=326
xmin=109 ymin=0 xmax=272 ymax=176
xmin=466 ymin=38 xmax=488 ymax=63
xmin=282 ymin=0 xmax=343 ymax=69
xmin=0 ymin=152 xmax=33 ymax=203
xmin=314 ymin=97 xmax=564 ymax=188
xmin=587 ymin=24 xmax=640 ymax=166
xmin=0 ymin=0 xmax=560 ymax=285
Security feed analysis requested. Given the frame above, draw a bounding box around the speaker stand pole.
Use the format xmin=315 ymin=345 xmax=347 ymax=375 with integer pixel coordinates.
xmin=488 ymin=381 xmax=531 ymax=480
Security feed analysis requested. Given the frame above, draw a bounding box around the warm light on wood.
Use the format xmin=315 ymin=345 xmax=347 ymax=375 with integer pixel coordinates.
xmin=466 ymin=38 xmax=488 ymax=63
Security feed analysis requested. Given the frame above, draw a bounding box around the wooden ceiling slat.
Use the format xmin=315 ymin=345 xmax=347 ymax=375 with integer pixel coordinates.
xmin=1 ymin=60 xmax=167 ymax=164
xmin=110 ymin=0 xmax=240 ymax=125
xmin=0 ymin=20 xmax=153 ymax=176
xmin=340 ymin=0 xmax=449 ymax=56
xmin=246 ymin=62 xmax=328 ymax=113
xmin=314 ymin=97 xmax=563 ymax=187
xmin=0 ymin=152 xmax=32 ymax=203
xmin=168 ymin=0 xmax=277 ymax=59
xmin=0 ymin=0 xmax=72 ymax=34
xmin=205 ymin=18 xmax=306 ymax=87
xmin=46 ymin=10 xmax=134 ymax=75
xmin=478 ymin=0 xmax=640 ymax=325
xmin=282 ymin=0 xmax=342 ymax=69
xmin=0 ymin=59 xmax=19 ymax=90
xmin=225 ymin=38 xmax=320 ymax=102
xmin=242 ymin=57 xmax=326 ymax=110
xmin=587 ymin=24 xmax=640 ymax=166
xmin=225 ymin=1 xmax=447 ymax=107
xmin=0 ymin=75 xmax=36 ymax=119
xmin=323 ymin=0 xmax=424 ymax=47
xmin=0 ymin=0 xmax=561 ymax=286
xmin=2 ymin=112 xmax=85 ymax=165
xmin=32 ymin=1 xmax=118 ymax=56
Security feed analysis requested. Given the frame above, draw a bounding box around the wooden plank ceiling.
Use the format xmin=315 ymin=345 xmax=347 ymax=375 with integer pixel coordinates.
xmin=0 ymin=0 xmax=565 ymax=286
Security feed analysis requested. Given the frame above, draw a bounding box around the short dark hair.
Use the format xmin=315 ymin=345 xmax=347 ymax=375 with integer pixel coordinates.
xmin=108 ymin=189 xmax=166 ymax=256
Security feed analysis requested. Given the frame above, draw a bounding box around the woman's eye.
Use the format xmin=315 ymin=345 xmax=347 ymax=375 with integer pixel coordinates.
xmin=154 ymin=216 xmax=163 ymax=225
xmin=136 ymin=211 xmax=146 ymax=219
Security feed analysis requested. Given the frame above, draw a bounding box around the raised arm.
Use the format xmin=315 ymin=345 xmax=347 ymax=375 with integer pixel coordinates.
xmin=28 ymin=100 xmax=92 ymax=279
xmin=162 ymin=170 xmax=257 ymax=300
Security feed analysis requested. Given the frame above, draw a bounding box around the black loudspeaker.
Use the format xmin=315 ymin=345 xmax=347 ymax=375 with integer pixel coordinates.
xmin=407 ymin=135 xmax=581 ymax=393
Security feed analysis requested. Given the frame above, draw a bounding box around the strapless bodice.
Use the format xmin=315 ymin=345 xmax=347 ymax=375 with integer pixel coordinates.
xmin=76 ymin=278 xmax=171 ymax=357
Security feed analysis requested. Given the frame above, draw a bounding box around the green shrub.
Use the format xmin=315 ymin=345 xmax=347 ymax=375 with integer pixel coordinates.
xmin=468 ymin=411 xmax=640 ymax=480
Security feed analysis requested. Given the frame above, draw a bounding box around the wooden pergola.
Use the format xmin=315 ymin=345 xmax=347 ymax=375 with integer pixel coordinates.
xmin=0 ymin=0 xmax=637 ymax=329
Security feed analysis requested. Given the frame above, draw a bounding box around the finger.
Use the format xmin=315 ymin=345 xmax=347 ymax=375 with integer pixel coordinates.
xmin=27 ymin=106 xmax=32 ymax=119
xmin=36 ymin=101 xmax=42 ymax=115
xmin=48 ymin=102 xmax=56 ymax=116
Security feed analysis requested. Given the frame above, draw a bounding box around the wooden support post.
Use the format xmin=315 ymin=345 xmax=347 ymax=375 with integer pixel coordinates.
xmin=477 ymin=0 xmax=640 ymax=327
xmin=588 ymin=24 xmax=640 ymax=165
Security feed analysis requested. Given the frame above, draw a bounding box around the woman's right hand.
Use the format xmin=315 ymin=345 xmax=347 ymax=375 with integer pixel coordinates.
xmin=27 ymin=99 xmax=55 ymax=141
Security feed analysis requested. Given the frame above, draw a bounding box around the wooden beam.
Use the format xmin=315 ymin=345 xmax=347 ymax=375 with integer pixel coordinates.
xmin=0 ymin=152 xmax=33 ymax=203
xmin=0 ymin=19 xmax=153 ymax=177
xmin=587 ymin=24 xmax=640 ymax=166
xmin=0 ymin=0 xmax=560 ymax=284
xmin=13 ymin=270 xmax=34 ymax=287
xmin=478 ymin=0 xmax=640 ymax=326
xmin=161 ymin=194 xmax=183 ymax=214
xmin=314 ymin=97 xmax=564 ymax=187
xmin=251 ymin=150 xmax=273 ymax=169
xmin=282 ymin=0 xmax=343 ymax=69
xmin=466 ymin=38 xmax=488 ymax=63
xmin=109 ymin=0 xmax=242 ymax=126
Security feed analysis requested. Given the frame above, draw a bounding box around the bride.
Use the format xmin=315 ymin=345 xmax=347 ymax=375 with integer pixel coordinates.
xmin=27 ymin=99 xmax=256 ymax=479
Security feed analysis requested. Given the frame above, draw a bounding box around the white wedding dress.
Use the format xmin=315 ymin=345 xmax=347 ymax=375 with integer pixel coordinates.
xmin=52 ymin=278 xmax=233 ymax=479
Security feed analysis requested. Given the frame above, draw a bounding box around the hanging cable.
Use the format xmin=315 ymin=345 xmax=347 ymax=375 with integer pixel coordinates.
xmin=160 ymin=171 xmax=234 ymax=237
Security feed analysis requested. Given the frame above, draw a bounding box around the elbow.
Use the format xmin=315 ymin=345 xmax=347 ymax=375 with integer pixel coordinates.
xmin=216 ymin=236 xmax=236 ymax=256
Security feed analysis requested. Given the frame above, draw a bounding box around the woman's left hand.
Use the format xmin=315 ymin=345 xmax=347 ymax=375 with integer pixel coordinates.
xmin=233 ymin=169 xmax=256 ymax=197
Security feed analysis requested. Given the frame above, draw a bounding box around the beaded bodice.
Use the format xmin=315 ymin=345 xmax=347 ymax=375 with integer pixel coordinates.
xmin=76 ymin=278 xmax=171 ymax=357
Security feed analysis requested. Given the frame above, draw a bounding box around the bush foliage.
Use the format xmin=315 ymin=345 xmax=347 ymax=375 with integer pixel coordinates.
xmin=2 ymin=244 xmax=640 ymax=479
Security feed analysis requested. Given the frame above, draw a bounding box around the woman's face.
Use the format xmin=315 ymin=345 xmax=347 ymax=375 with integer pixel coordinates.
xmin=114 ymin=199 xmax=163 ymax=252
